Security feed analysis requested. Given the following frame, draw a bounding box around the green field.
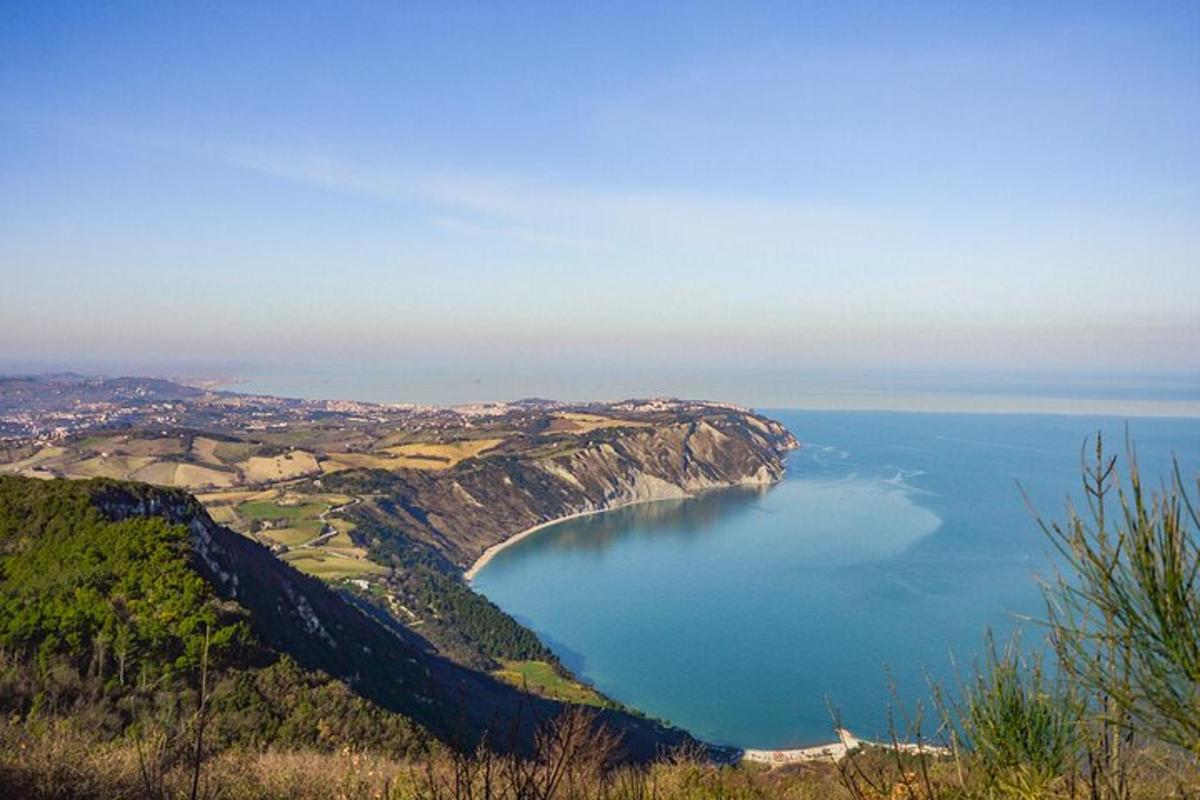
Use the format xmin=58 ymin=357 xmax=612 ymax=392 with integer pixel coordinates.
xmin=261 ymin=526 xmax=321 ymax=547
xmin=281 ymin=550 xmax=388 ymax=579
xmin=237 ymin=499 xmax=328 ymax=522
xmin=493 ymin=660 xmax=610 ymax=707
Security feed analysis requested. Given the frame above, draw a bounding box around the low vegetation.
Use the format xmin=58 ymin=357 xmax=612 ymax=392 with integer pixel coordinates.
xmin=842 ymin=436 xmax=1200 ymax=799
xmin=353 ymin=510 xmax=559 ymax=670
xmin=547 ymin=413 xmax=653 ymax=435
xmin=0 ymin=427 xmax=506 ymax=490
xmin=0 ymin=476 xmax=428 ymax=769
xmin=494 ymin=660 xmax=614 ymax=708
xmin=1 ymin=438 xmax=1197 ymax=799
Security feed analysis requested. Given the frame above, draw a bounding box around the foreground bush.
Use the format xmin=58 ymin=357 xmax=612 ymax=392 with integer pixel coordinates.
xmin=4 ymin=711 xmax=1198 ymax=800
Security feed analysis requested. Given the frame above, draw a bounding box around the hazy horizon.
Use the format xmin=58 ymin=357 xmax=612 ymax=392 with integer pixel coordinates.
xmin=3 ymin=357 xmax=1198 ymax=417
xmin=3 ymin=2 xmax=1198 ymax=380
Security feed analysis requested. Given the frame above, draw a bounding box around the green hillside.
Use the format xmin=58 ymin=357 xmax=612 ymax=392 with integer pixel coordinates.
xmin=0 ymin=475 xmax=427 ymax=754
xmin=0 ymin=475 xmax=693 ymax=767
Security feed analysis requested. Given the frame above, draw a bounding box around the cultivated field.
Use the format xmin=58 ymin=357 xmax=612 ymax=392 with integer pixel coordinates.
xmin=321 ymin=437 xmax=506 ymax=472
xmin=493 ymin=660 xmax=611 ymax=707
xmin=0 ymin=401 xmax=688 ymax=594
xmin=549 ymin=412 xmax=652 ymax=434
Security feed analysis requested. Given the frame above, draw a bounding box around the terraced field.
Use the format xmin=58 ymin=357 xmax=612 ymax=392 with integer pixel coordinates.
xmin=0 ymin=426 xmax=510 ymax=585
xmin=280 ymin=549 xmax=389 ymax=579
xmin=195 ymin=488 xmax=382 ymax=579
xmin=0 ymin=433 xmax=310 ymax=489
xmin=321 ymin=437 xmax=506 ymax=472
xmin=549 ymin=412 xmax=653 ymax=434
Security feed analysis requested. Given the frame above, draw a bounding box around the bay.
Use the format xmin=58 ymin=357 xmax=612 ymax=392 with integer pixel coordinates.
xmin=472 ymin=411 xmax=1200 ymax=748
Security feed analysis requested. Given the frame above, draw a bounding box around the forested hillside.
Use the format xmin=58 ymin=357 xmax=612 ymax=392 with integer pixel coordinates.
xmin=0 ymin=475 xmax=693 ymax=767
xmin=0 ymin=475 xmax=427 ymax=754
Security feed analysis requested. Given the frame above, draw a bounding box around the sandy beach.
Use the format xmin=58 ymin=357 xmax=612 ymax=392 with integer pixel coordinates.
xmin=463 ymin=496 xmax=690 ymax=582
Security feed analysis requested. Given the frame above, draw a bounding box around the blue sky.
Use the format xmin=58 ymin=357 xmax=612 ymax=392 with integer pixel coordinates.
xmin=1 ymin=2 xmax=1197 ymax=381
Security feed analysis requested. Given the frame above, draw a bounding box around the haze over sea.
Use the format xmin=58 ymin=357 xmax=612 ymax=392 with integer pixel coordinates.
xmin=206 ymin=366 xmax=1198 ymax=418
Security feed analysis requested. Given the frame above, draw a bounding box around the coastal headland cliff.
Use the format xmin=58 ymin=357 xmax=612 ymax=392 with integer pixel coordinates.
xmin=0 ymin=377 xmax=798 ymax=757
xmin=320 ymin=402 xmax=799 ymax=571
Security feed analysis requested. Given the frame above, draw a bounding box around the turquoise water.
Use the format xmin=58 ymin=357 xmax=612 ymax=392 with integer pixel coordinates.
xmin=471 ymin=411 xmax=1200 ymax=749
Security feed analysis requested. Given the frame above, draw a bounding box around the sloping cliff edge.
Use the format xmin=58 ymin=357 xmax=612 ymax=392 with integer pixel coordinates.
xmin=324 ymin=406 xmax=799 ymax=572
xmin=465 ymin=410 xmax=800 ymax=578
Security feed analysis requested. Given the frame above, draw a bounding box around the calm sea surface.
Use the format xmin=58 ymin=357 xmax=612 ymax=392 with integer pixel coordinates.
xmin=471 ymin=411 xmax=1200 ymax=749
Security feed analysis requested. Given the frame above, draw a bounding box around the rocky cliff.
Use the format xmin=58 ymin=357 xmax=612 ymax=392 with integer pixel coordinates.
xmin=325 ymin=406 xmax=798 ymax=569
xmin=0 ymin=402 xmax=797 ymax=760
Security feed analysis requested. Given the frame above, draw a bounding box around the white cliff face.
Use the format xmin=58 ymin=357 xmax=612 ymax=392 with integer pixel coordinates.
xmin=189 ymin=517 xmax=237 ymax=596
xmin=317 ymin=409 xmax=798 ymax=570
xmin=470 ymin=413 xmax=796 ymax=558
xmin=542 ymin=416 xmax=790 ymax=502
xmin=283 ymin=582 xmax=337 ymax=648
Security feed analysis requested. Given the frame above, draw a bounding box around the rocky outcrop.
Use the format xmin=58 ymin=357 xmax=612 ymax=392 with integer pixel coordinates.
xmin=327 ymin=408 xmax=798 ymax=568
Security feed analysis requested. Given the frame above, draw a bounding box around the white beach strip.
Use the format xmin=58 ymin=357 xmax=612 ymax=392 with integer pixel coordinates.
xmin=463 ymin=496 xmax=689 ymax=582
xmin=741 ymin=729 xmax=950 ymax=766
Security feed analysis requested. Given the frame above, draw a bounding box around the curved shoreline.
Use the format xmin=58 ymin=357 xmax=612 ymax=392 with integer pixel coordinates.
xmin=463 ymin=495 xmax=689 ymax=582
xmin=463 ymin=472 xmax=786 ymax=582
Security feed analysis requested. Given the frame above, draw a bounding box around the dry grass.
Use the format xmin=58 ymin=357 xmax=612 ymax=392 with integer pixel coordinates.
xmin=2 ymin=714 xmax=1197 ymax=800
xmin=0 ymin=711 xmax=854 ymax=800
xmin=65 ymin=454 xmax=158 ymax=480
xmin=73 ymin=458 xmax=239 ymax=489
xmin=321 ymin=439 xmax=504 ymax=474
xmin=328 ymin=517 xmax=358 ymax=538
xmin=322 ymin=545 xmax=372 ymax=560
xmin=0 ymin=719 xmax=416 ymax=800
xmin=493 ymin=660 xmax=610 ymax=707
xmin=327 ymin=531 xmax=357 ymax=549
xmin=0 ymin=448 xmax=68 ymax=479
xmin=382 ymin=438 xmax=505 ymax=469
xmin=550 ymin=413 xmax=653 ymax=434
xmin=197 ymin=488 xmax=274 ymax=506
xmin=281 ymin=550 xmax=389 ymax=579
xmin=320 ymin=452 xmax=404 ymax=472
xmin=205 ymin=504 xmax=240 ymax=524
xmin=214 ymin=440 xmax=261 ymax=463
xmin=191 ymin=436 xmax=225 ymax=465
xmin=262 ymin=526 xmax=322 ymax=547
xmin=119 ymin=436 xmax=187 ymax=457
xmin=0 ymin=445 xmax=67 ymax=474
xmin=312 ymin=492 xmax=356 ymax=507
xmin=174 ymin=463 xmax=239 ymax=489
xmin=131 ymin=460 xmax=182 ymax=485
xmin=3 ymin=437 xmax=240 ymax=489
xmin=239 ymin=451 xmax=321 ymax=483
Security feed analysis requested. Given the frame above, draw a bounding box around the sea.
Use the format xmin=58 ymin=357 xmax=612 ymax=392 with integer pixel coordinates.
xmin=471 ymin=410 xmax=1200 ymax=749
xmin=13 ymin=359 xmax=1198 ymax=749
